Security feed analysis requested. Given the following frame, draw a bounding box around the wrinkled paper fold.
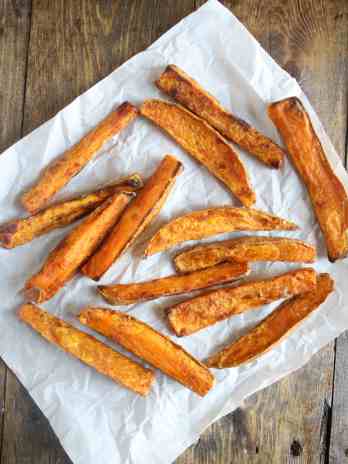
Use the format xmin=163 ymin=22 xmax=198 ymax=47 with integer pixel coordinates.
xmin=0 ymin=1 xmax=347 ymax=463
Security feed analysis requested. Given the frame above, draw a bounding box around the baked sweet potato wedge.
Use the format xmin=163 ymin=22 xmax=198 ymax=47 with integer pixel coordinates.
xmin=167 ymin=268 xmax=317 ymax=336
xmin=156 ymin=65 xmax=285 ymax=168
xmin=174 ymin=236 xmax=316 ymax=273
xmin=19 ymin=303 xmax=154 ymax=395
xmin=206 ymin=273 xmax=334 ymax=368
xmin=98 ymin=262 xmax=249 ymax=305
xmin=268 ymin=97 xmax=348 ymax=262
xmin=78 ymin=307 xmax=215 ymax=396
xmin=140 ymin=99 xmax=255 ymax=207
xmin=82 ymin=155 xmax=182 ymax=280
xmin=0 ymin=174 xmax=142 ymax=249
xmin=21 ymin=102 xmax=138 ymax=213
xmin=25 ymin=192 xmax=133 ymax=303
xmin=145 ymin=207 xmax=297 ymax=256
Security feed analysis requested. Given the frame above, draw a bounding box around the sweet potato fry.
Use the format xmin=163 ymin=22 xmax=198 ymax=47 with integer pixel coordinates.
xmin=25 ymin=192 xmax=133 ymax=303
xmin=206 ymin=273 xmax=334 ymax=368
xmin=145 ymin=207 xmax=297 ymax=256
xmin=78 ymin=307 xmax=215 ymax=396
xmin=174 ymin=236 xmax=316 ymax=273
xmin=0 ymin=174 xmax=142 ymax=249
xmin=82 ymin=155 xmax=182 ymax=280
xmin=156 ymin=65 xmax=285 ymax=168
xmin=268 ymin=97 xmax=348 ymax=262
xmin=140 ymin=99 xmax=255 ymax=207
xmin=167 ymin=268 xmax=317 ymax=336
xmin=98 ymin=262 xmax=249 ymax=305
xmin=19 ymin=304 xmax=154 ymax=395
xmin=21 ymin=102 xmax=138 ymax=213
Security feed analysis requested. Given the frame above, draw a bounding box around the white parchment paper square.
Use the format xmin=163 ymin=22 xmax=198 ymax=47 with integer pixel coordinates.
xmin=0 ymin=1 xmax=347 ymax=463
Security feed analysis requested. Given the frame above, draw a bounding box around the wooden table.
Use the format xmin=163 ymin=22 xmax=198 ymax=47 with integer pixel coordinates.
xmin=1 ymin=1 xmax=347 ymax=462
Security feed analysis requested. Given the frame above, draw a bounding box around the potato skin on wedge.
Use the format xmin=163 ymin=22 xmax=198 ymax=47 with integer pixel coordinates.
xmin=82 ymin=155 xmax=182 ymax=280
xmin=145 ymin=207 xmax=297 ymax=256
xmin=25 ymin=192 xmax=133 ymax=302
xmin=140 ymin=99 xmax=256 ymax=207
xmin=269 ymin=97 xmax=348 ymax=262
xmin=21 ymin=102 xmax=138 ymax=213
xmin=19 ymin=304 xmax=155 ymax=396
xmin=0 ymin=174 xmax=142 ymax=249
xmin=156 ymin=64 xmax=285 ymax=168
xmin=167 ymin=268 xmax=317 ymax=336
xmin=79 ymin=307 xmax=215 ymax=397
xmin=206 ymin=273 xmax=334 ymax=368
xmin=174 ymin=236 xmax=316 ymax=273
xmin=98 ymin=262 xmax=249 ymax=305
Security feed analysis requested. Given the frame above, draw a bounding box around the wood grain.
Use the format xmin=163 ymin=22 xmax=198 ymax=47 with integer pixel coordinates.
xmin=0 ymin=0 xmax=31 ymax=152
xmin=0 ymin=0 xmax=31 ymax=460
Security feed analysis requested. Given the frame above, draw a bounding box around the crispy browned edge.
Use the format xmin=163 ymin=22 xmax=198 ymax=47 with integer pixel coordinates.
xmin=167 ymin=268 xmax=317 ymax=336
xmin=140 ymin=99 xmax=256 ymax=207
xmin=24 ymin=192 xmax=134 ymax=303
xmin=206 ymin=273 xmax=334 ymax=368
xmin=18 ymin=303 xmax=155 ymax=395
xmin=156 ymin=64 xmax=285 ymax=168
xmin=268 ymin=97 xmax=348 ymax=262
xmin=98 ymin=262 xmax=249 ymax=305
xmin=0 ymin=174 xmax=143 ymax=249
xmin=82 ymin=154 xmax=183 ymax=280
xmin=174 ymin=236 xmax=316 ymax=273
xmin=144 ymin=207 xmax=298 ymax=256
xmin=21 ymin=102 xmax=138 ymax=213
xmin=78 ymin=307 xmax=215 ymax=397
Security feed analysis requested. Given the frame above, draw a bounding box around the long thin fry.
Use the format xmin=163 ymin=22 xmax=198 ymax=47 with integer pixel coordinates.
xmin=167 ymin=268 xmax=317 ymax=336
xmin=19 ymin=304 xmax=154 ymax=396
xmin=156 ymin=64 xmax=285 ymax=168
xmin=145 ymin=207 xmax=297 ymax=256
xmin=82 ymin=154 xmax=182 ymax=280
xmin=268 ymin=97 xmax=348 ymax=262
xmin=206 ymin=273 xmax=334 ymax=368
xmin=174 ymin=236 xmax=316 ymax=273
xmin=78 ymin=308 xmax=215 ymax=396
xmin=140 ymin=99 xmax=255 ymax=207
xmin=0 ymin=174 xmax=142 ymax=248
xmin=98 ymin=262 xmax=249 ymax=305
xmin=25 ymin=192 xmax=133 ymax=302
xmin=21 ymin=102 xmax=138 ymax=213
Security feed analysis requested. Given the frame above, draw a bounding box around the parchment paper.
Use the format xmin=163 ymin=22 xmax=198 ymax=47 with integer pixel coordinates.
xmin=0 ymin=1 xmax=347 ymax=463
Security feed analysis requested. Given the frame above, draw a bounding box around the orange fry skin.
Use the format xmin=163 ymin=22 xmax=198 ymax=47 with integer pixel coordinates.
xmin=82 ymin=154 xmax=182 ymax=280
xmin=167 ymin=268 xmax=317 ymax=336
xmin=174 ymin=236 xmax=316 ymax=273
xmin=25 ymin=192 xmax=133 ymax=303
xmin=21 ymin=102 xmax=138 ymax=213
xmin=156 ymin=64 xmax=285 ymax=168
xmin=140 ymin=99 xmax=255 ymax=207
xmin=145 ymin=207 xmax=298 ymax=256
xmin=0 ymin=174 xmax=142 ymax=249
xmin=268 ymin=97 xmax=348 ymax=262
xmin=206 ymin=273 xmax=334 ymax=368
xmin=19 ymin=304 xmax=154 ymax=396
xmin=79 ymin=307 xmax=215 ymax=397
xmin=98 ymin=262 xmax=249 ymax=305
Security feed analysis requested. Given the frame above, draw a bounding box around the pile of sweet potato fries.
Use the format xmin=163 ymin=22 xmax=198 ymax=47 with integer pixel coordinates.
xmin=2 ymin=64 xmax=346 ymax=396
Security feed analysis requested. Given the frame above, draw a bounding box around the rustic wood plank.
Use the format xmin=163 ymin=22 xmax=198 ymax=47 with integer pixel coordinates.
xmin=0 ymin=0 xmax=31 ymax=460
xmin=178 ymin=0 xmax=346 ymax=462
xmin=1 ymin=1 xmax=196 ymax=463
xmin=0 ymin=0 xmax=31 ymax=153
xmin=328 ymin=4 xmax=348 ymax=460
